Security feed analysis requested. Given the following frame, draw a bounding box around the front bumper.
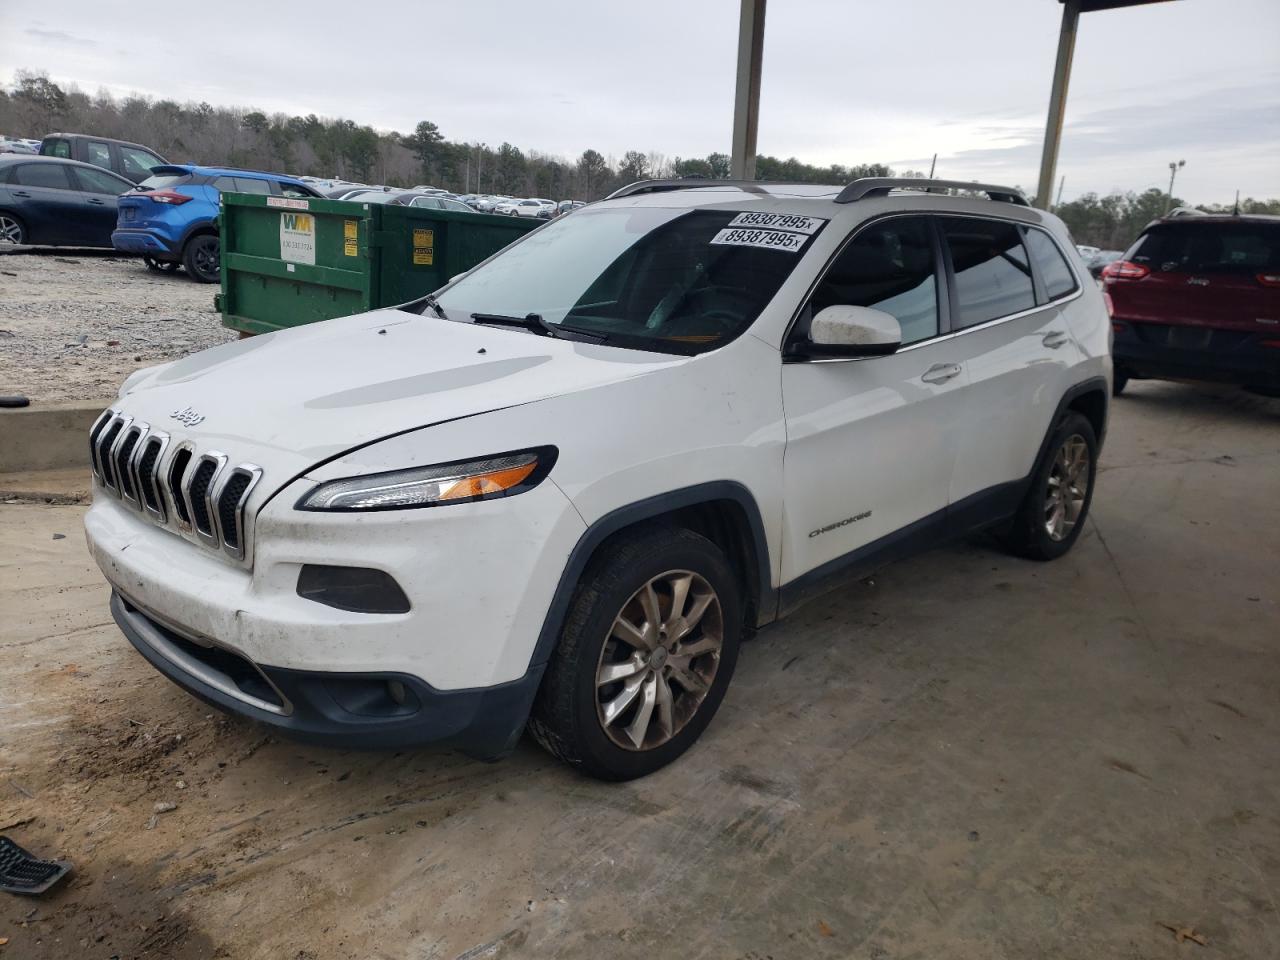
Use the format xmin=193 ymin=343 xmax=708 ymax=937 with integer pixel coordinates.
xmin=1113 ymin=320 xmax=1280 ymax=388
xmin=112 ymin=228 xmax=176 ymax=256
xmin=111 ymin=591 xmax=540 ymax=756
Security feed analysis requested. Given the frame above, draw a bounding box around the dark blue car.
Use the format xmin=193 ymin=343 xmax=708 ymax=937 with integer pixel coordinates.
xmin=0 ymin=155 xmax=134 ymax=247
xmin=113 ymin=165 xmax=321 ymax=283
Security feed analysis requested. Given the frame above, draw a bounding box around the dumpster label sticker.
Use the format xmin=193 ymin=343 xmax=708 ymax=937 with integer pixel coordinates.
xmin=343 ymin=219 xmax=359 ymax=256
xmin=709 ymin=227 xmax=807 ymax=252
xmin=344 ymin=220 xmax=358 ymax=239
xmin=727 ymin=212 xmax=825 ymax=235
xmin=280 ymin=212 xmax=316 ymax=265
xmin=413 ymin=228 xmax=434 ymax=266
xmin=267 ymin=196 xmax=310 ymax=210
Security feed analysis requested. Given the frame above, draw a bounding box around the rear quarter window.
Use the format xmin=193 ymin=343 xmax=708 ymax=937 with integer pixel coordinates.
xmin=1024 ymin=228 xmax=1078 ymax=300
xmin=1129 ymin=223 xmax=1280 ymax=275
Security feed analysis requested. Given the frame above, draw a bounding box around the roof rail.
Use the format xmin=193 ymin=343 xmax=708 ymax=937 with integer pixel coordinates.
xmin=606 ymin=178 xmax=780 ymax=200
xmin=835 ymin=178 xmax=1029 ymax=206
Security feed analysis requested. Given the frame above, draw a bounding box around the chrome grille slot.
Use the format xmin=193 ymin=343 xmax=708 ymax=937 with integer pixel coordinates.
xmin=135 ymin=433 xmax=169 ymax=521
xmin=96 ymin=417 xmax=126 ymax=490
xmin=114 ymin=424 xmax=145 ymax=505
xmin=213 ymin=466 xmax=262 ymax=559
xmin=187 ymin=453 xmax=226 ymax=547
xmin=168 ymin=447 xmax=194 ymax=528
xmin=88 ymin=410 xmax=113 ymax=482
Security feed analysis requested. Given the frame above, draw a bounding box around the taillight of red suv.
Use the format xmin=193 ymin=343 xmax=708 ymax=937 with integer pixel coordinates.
xmin=1101 ymin=261 xmax=1150 ymax=281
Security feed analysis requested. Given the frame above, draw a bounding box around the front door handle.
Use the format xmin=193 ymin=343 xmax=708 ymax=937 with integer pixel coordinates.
xmin=1042 ymin=330 xmax=1070 ymax=349
xmin=921 ymin=362 xmax=962 ymax=384
xmin=12 ymin=191 xmax=30 ymax=198
xmin=87 ymin=198 xmax=106 ymax=205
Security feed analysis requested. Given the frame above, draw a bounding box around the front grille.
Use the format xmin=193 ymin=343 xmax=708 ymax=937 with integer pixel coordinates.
xmin=90 ymin=408 xmax=262 ymax=561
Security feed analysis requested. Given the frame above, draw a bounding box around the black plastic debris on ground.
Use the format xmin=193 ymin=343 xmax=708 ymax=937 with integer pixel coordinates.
xmin=0 ymin=836 xmax=72 ymax=895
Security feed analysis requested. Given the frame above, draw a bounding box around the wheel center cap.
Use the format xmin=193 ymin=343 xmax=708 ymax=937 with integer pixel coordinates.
xmin=649 ymin=647 xmax=669 ymax=669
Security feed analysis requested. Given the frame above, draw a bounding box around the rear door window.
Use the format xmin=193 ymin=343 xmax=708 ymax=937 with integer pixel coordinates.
xmin=120 ymin=146 xmax=162 ymax=180
xmin=941 ymin=217 xmax=1036 ymax=327
xmin=1024 ymin=228 xmax=1078 ymax=300
xmin=13 ymin=162 xmax=74 ymax=190
xmin=86 ymin=141 xmax=112 ymax=169
xmin=1128 ymin=223 xmax=1280 ymax=275
xmin=73 ymin=166 xmax=131 ymax=195
xmin=808 ymin=216 xmax=939 ymax=344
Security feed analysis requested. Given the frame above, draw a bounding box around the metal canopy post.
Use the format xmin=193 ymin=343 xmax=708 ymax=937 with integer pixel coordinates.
xmin=730 ymin=0 xmax=767 ymax=181
xmin=1035 ymin=0 xmax=1080 ymax=210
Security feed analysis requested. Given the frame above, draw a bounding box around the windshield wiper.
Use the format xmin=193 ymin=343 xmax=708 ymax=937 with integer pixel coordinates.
xmin=470 ymin=312 xmax=561 ymax=337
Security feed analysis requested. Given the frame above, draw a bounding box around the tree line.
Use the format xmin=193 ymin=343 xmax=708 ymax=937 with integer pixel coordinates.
xmin=3 ymin=70 xmax=1275 ymax=250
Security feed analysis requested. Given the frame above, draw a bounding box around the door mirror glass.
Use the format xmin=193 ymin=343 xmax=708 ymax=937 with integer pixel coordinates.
xmin=806 ymin=304 xmax=902 ymax=357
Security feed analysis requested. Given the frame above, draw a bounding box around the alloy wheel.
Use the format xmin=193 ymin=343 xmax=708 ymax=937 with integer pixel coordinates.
xmin=1044 ymin=434 xmax=1090 ymax=541
xmin=595 ymin=570 xmax=723 ymax=751
xmin=0 ymin=215 xmax=23 ymax=244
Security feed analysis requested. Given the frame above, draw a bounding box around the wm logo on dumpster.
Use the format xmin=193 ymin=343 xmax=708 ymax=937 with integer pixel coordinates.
xmin=279 ymin=212 xmax=316 ymax=266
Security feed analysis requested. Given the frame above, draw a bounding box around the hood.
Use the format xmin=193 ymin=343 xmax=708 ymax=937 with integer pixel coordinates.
xmin=115 ymin=309 xmax=683 ymax=488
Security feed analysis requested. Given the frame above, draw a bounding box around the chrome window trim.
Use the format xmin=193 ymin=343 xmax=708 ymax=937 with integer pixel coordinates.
xmin=784 ymin=210 xmax=1085 ymax=365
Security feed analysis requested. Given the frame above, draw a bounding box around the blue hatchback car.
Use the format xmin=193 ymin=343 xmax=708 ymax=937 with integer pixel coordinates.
xmin=112 ymin=165 xmax=320 ymax=283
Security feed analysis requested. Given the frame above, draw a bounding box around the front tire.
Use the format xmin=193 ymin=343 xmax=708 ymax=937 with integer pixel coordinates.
xmin=529 ymin=526 xmax=743 ymax=781
xmin=1002 ymin=412 xmax=1098 ymax=562
xmin=1112 ymin=368 xmax=1129 ymax=396
xmin=182 ymin=234 xmax=220 ymax=283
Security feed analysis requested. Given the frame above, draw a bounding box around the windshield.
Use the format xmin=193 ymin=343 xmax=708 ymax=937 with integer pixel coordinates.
xmin=431 ymin=207 xmax=824 ymax=354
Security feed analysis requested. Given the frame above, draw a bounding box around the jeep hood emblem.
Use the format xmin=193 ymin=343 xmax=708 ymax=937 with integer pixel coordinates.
xmin=170 ymin=406 xmax=205 ymax=427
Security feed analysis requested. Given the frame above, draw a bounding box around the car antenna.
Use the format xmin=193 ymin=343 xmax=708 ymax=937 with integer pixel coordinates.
xmin=1232 ymin=189 xmax=1240 ymax=217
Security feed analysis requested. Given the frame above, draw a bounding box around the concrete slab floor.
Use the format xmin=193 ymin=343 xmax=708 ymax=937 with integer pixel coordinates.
xmin=0 ymin=380 xmax=1276 ymax=960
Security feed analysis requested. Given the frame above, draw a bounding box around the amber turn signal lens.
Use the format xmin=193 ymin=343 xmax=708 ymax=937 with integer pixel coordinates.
xmin=439 ymin=461 xmax=537 ymax=500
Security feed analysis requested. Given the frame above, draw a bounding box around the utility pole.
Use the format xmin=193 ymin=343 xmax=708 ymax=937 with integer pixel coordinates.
xmin=1036 ymin=0 xmax=1079 ymax=209
xmin=730 ymin=0 xmax=766 ymax=180
xmin=1166 ymin=159 xmax=1185 ymax=212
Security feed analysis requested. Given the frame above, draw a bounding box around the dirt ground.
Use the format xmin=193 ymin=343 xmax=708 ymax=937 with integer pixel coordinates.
xmin=0 ymin=249 xmax=234 ymax=403
xmin=1 ymin=379 xmax=1278 ymax=960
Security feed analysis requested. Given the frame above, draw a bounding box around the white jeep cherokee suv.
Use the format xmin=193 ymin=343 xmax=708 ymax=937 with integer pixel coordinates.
xmin=85 ymin=177 xmax=1110 ymax=780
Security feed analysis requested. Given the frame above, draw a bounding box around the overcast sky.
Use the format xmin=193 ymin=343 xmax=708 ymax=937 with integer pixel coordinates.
xmin=3 ymin=0 xmax=1277 ymax=204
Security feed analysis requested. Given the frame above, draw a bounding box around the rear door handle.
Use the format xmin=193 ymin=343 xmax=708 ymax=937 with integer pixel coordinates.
xmin=12 ymin=191 xmax=30 ymax=198
xmin=921 ymin=362 xmax=962 ymax=384
xmin=1042 ymin=330 xmax=1070 ymax=349
xmin=87 ymin=198 xmax=106 ymax=205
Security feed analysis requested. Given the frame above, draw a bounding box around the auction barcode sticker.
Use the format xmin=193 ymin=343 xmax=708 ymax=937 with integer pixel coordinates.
xmin=727 ymin=212 xmax=825 ymax=235
xmin=710 ymin=227 xmax=808 ymax=252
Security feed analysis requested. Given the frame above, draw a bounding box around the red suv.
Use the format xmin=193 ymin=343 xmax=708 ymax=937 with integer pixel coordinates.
xmin=1104 ymin=215 xmax=1280 ymax=396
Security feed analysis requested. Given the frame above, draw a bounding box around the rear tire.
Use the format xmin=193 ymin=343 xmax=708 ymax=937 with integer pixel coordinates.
xmin=0 ymin=212 xmax=26 ymax=245
xmin=182 ymin=234 xmax=220 ymax=283
xmin=1002 ymin=412 xmax=1098 ymax=562
xmin=529 ymin=526 xmax=743 ymax=781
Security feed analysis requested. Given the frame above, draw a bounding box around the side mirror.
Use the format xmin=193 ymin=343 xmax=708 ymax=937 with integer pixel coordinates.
xmin=802 ymin=305 xmax=902 ymax=357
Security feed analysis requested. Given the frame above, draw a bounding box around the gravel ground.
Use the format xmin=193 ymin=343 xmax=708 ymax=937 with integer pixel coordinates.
xmin=0 ymin=249 xmax=235 ymax=404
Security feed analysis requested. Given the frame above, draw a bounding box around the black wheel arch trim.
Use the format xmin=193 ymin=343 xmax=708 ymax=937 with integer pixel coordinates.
xmin=530 ymin=480 xmax=776 ymax=671
xmin=179 ymin=219 xmax=218 ymax=251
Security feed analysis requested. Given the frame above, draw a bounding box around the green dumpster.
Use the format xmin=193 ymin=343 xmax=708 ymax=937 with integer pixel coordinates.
xmin=215 ymin=194 xmax=539 ymax=335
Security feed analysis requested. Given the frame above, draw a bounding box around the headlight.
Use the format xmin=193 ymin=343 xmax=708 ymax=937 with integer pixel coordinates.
xmin=297 ymin=447 xmax=557 ymax=512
